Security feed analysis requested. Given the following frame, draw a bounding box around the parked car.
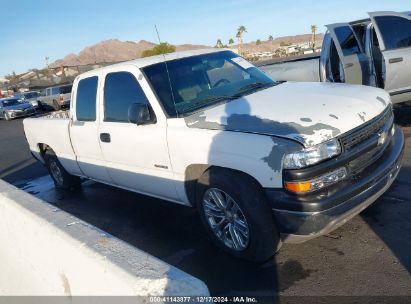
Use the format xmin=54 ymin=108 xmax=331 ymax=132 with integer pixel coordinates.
xmin=0 ymin=98 xmax=36 ymax=120
xmin=259 ymin=11 xmax=411 ymax=105
xmin=14 ymin=91 xmax=41 ymax=109
xmin=23 ymin=49 xmax=404 ymax=262
xmin=39 ymin=84 xmax=72 ymax=111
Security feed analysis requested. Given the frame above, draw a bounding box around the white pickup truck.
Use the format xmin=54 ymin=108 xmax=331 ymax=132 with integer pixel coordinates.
xmin=24 ymin=49 xmax=404 ymax=262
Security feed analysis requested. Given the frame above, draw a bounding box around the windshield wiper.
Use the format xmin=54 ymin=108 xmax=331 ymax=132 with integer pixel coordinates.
xmin=179 ymin=95 xmax=237 ymax=113
xmin=233 ymin=82 xmax=276 ymax=97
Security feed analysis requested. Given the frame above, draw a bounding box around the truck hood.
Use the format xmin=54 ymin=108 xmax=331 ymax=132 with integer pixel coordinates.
xmin=184 ymin=82 xmax=390 ymax=147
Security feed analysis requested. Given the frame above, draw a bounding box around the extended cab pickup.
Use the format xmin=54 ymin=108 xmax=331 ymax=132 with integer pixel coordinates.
xmin=39 ymin=84 xmax=73 ymax=111
xmin=260 ymin=11 xmax=411 ymax=105
xmin=24 ymin=49 xmax=404 ymax=262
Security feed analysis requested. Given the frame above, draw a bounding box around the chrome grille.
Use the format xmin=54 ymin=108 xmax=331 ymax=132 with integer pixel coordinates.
xmin=340 ymin=106 xmax=393 ymax=151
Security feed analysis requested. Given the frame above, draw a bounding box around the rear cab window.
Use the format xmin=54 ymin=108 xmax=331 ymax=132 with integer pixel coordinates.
xmin=103 ymin=71 xmax=150 ymax=123
xmin=334 ymin=26 xmax=362 ymax=55
xmin=76 ymin=76 xmax=98 ymax=121
xmin=60 ymin=85 xmax=72 ymax=94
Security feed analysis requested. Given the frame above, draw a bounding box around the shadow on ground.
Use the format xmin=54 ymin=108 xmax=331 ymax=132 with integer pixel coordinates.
xmin=360 ymin=106 xmax=411 ymax=274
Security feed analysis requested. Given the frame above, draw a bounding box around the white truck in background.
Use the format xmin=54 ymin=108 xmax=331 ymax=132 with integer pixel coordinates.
xmin=259 ymin=11 xmax=411 ymax=105
xmin=23 ymin=49 xmax=404 ymax=262
xmin=38 ymin=84 xmax=73 ymax=111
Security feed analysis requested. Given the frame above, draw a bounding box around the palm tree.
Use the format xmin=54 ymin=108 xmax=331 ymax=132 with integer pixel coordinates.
xmin=228 ymin=38 xmax=234 ymax=48
xmin=237 ymin=25 xmax=247 ymax=55
xmin=268 ymin=35 xmax=274 ymax=52
xmin=215 ymin=39 xmax=223 ymax=48
xmin=311 ymin=25 xmax=317 ymax=50
xmin=236 ymin=32 xmax=241 ymax=53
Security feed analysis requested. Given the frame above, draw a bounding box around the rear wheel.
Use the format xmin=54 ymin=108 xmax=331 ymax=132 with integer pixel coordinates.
xmin=53 ymin=100 xmax=61 ymax=111
xmin=196 ymin=168 xmax=281 ymax=262
xmin=37 ymin=101 xmax=44 ymax=111
xmin=44 ymin=149 xmax=81 ymax=190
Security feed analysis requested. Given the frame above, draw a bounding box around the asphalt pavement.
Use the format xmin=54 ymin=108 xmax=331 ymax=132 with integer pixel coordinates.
xmin=0 ymin=108 xmax=410 ymax=302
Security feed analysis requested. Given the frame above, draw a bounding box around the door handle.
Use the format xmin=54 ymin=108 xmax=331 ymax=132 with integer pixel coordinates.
xmin=344 ymin=63 xmax=354 ymax=68
xmin=389 ymin=57 xmax=403 ymax=64
xmin=100 ymin=133 xmax=111 ymax=143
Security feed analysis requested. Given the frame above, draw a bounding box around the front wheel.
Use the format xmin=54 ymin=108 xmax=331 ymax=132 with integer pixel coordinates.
xmin=196 ymin=168 xmax=281 ymax=262
xmin=44 ymin=149 xmax=81 ymax=190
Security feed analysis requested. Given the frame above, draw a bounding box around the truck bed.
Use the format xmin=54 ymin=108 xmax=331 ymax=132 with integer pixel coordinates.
xmin=257 ymin=54 xmax=321 ymax=83
xmin=23 ymin=113 xmax=80 ymax=174
xmin=43 ymin=110 xmax=70 ymax=119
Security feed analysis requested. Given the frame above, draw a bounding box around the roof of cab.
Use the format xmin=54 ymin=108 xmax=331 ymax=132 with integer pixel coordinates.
xmin=77 ymin=48 xmax=225 ymax=79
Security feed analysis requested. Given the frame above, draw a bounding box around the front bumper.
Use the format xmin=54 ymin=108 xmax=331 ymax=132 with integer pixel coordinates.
xmin=60 ymin=100 xmax=70 ymax=107
xmin=8 ymin=108 xmax=37 ymax=118
xmin=265 ymin=126 xmax=404 ymax=243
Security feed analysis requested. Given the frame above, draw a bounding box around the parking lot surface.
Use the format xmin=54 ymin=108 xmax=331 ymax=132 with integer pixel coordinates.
xmin=0 ymin=108 xmax=410 ymax=300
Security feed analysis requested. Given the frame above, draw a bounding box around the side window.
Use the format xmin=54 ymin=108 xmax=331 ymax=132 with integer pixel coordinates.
xmin=104 ymin=71 xmax=149 ymax=122
xmin=334 ymin=26 xmax=361 ymax=55
xmin=52 ymin=87 xmax=60 ymax=95
xmin=76 ymin=76 xmax=98 ymax=121
xmin=351 ymin=24 xmax=366 ymax=49
xmin=374 ymin=16 xmax=411 ymax=49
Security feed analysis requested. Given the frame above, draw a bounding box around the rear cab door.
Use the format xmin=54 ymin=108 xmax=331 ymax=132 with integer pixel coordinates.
xmin=69 ymin=72 xmax=113 ymax=183
xmin=326 ymin=23 xmax=371 ymax=85
xmin=369 ymin=11 xmax=411 ymax=103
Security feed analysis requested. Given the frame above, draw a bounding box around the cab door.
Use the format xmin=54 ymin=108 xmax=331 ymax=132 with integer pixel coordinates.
xmin=326 ymin=23 xmax=370 ymax=85
xmin=369 ymin=11 xmax=411 ymax=102
xmin=97 ymin=65 xmax=179 ymax=202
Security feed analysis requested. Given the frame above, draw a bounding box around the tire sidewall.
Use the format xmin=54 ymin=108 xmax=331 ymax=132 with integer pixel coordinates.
xmin=44 ymin=150 xmax=79 ymax=190
xmin=196 ymin=168 xmax=280 ymax=262
xmin=53 ymin=100 xmax=60 ymax=111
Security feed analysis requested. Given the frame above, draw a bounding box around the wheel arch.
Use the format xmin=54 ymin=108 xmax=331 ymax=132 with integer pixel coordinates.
xmin=37 ymin=143 xmax=52 ymax=162
xmin=184 ymin=164 xmax=264 ymax=207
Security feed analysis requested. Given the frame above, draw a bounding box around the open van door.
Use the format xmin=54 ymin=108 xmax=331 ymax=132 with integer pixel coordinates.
xmin=369 ymin=11 xmax=411 ymax=103
xmin=326 ymin=23 xmax=370 ymax=85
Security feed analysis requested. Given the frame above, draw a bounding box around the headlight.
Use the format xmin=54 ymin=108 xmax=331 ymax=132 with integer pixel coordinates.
xmin=283 ymin=138 xmax=341 ymax=169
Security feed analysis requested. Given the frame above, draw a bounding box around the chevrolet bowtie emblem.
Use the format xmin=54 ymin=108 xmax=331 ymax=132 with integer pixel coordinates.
xmin=378 ymin=131 xmax=388 ymax=146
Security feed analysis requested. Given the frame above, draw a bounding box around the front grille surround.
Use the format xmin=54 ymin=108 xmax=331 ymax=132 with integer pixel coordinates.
xmin=339 ymin=105 xmax=394 ymax=176
xmin=339 ymin=106 xmax=393 ymax=151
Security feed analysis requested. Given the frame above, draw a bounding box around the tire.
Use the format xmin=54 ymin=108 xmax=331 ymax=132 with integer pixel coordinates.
xmin=37 ymin=101 xmax=44 ymax=111
xmin=4 ymin=112 xmax=10 ymax=121
xmin=53 ymin=100 xmax=61 ymax=111
xmin=44 ymin=149 xmax=81 ymax=190
xmin=196 ymin=167 xmax=281 ymax=262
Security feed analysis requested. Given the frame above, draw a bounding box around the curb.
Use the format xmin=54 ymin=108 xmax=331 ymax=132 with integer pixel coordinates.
xmin=0 ymin=179 xmax=209 ymax=296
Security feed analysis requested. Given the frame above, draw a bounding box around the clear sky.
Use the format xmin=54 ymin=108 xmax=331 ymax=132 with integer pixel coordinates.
xmin=0 ymin=0 xmax=410 ymax=76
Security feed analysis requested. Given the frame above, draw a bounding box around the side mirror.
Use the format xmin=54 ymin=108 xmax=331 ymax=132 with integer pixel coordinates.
xmin=128 ymin=103 xmax=156 ymax=125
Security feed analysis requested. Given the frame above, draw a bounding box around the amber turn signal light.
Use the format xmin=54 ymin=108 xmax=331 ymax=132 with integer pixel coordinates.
xmin=284 ymin=182 xmax=312 ymax=193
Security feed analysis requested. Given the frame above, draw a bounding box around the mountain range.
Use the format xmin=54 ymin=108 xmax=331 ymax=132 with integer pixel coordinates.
xmin=50 ymin=33 xmax=324 ymax=67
